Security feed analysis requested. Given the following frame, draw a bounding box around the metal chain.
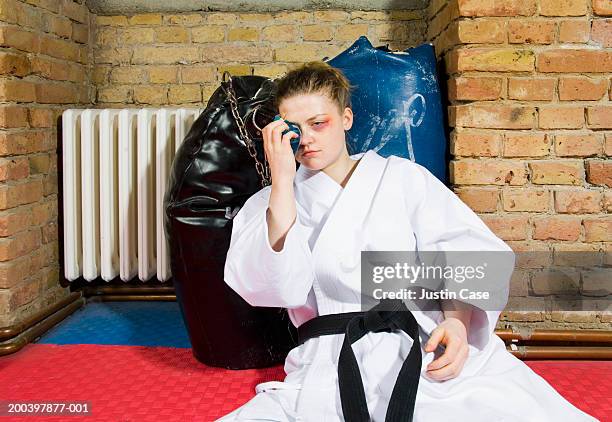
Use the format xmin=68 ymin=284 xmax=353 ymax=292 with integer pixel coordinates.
xmin=222 ymin=72 xmax=271 ymax=188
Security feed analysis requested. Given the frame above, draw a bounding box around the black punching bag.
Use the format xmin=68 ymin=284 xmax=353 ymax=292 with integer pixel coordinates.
xmin=164 ymin=74 xmax=298 ymax=369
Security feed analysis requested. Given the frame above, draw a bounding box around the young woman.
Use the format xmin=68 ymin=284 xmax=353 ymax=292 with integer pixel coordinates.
xmin=218 ymin=62 xmax=598 ymax=422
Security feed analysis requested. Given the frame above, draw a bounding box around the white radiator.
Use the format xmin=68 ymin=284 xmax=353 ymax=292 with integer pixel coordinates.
xmin=62 ymin=108 xmax=202 ymax=283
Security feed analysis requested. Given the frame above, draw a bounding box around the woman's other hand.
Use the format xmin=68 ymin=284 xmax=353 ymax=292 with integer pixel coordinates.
xmin=423 ymin=317 xmax=469 ymax=381
xmin=262 ymin=117 xmax=299 ymax=186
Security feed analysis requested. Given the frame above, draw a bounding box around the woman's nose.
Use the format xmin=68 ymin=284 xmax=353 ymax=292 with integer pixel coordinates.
xmin=299 ymin=127 xmax=315 ymax=145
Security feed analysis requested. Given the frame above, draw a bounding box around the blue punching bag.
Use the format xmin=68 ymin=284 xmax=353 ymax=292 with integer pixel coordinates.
xmin=326 ymin=36 xmax=449 ymax=184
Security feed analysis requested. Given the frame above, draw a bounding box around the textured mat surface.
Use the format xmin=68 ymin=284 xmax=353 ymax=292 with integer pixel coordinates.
xmin=526 ymin=360 xmax=612 ymax=419
xmin=0 ymin=344 xmax=282 ymax=421
xmin=1 ymin=343 xmax=609 ymax=422
xmin=36 ymin=301 xmax=191 ymax=348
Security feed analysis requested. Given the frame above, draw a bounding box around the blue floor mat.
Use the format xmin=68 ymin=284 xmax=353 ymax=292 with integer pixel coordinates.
xmin=36 ymin=301 xmax=192 ymax=348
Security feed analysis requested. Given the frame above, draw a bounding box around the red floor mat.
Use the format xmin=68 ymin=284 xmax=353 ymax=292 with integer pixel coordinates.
xmin=0 ymin=344 xmax=609 ymax=422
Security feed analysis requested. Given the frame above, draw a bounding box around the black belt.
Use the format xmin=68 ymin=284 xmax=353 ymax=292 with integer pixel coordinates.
xmin=297 ymin=299 xmax=421 ymax=422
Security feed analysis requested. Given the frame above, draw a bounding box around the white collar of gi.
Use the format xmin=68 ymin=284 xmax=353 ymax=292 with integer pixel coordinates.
xmin=294 ymin=149 xmax=376 ymax=189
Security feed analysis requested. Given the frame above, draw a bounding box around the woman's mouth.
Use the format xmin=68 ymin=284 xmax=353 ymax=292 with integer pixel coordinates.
xmin=302 ymin=150 xmax=319 ymax=158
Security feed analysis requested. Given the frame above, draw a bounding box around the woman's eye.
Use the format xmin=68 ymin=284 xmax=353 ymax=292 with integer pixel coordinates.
xmin=313 ymin=122 xmax=324 ymax=126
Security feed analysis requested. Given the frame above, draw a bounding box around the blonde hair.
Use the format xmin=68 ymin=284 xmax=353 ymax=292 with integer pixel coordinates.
xmin=274 ymin=61 xmax=355 ymax=114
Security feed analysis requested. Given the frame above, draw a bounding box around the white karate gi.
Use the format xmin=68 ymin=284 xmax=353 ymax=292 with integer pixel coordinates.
xmin=218 ymin=150 xmax=599 ymax=422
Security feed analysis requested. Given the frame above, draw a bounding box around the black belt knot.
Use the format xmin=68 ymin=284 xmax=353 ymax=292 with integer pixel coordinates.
xmin=297 ymin=299 xmax=421 ymax=422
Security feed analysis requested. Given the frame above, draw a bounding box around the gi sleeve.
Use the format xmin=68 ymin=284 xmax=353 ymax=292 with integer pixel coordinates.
xmin=408 ymin=162 xmax=516 ymax=351
xmin=223 ymin=186 xmax=315 ymax=309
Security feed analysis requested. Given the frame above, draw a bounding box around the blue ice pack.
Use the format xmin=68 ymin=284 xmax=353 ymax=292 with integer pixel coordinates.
xmin=273 ymin=115 xmax=302 ymax=155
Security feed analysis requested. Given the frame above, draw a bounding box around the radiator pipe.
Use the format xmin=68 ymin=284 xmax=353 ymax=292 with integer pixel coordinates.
xmin=0 ymin=292 xmax=83 ymax=342
xmin=94 ymin=295 xmax=176 ymax=301
xmin=507 ymin=346 xmax=612 ymax=360
xmin=81 ymin=285 xmax=175 ymax=297
xmin=0 ymin=294 xmax=84 ymax=355
xmin=497 ymin=329 xmax=612 ymax=343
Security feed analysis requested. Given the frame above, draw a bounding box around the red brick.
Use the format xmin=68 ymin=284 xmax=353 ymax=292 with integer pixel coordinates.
xmin=31 ymin=200 xmax=56 ymax=226
xmin=0 ymin=256 xmax=31 ymax=289
xmin=587 ymin=106 xmax=612 ymax=129
xmin=503 ymin=132 xmax=549 ymax=157
xmin=593 ymin=0 xmax=612 ymax=16
xmin=538 ymin=49 xmax=612 ymax=73
xmin=0 ymin=51 xmax=31 ymax=76
xmin=11 ymin=275 xmax=42 ymax=308
xmin=28 ymin=108 xmax=54 ymax=128
xmin=0 ymin=207 xmax=32 ymax=237
xmin=455 ymin=48 xmax=535 ymax=72
xmin=583 ymin=218 xmax=612 ymax=242
xmin=558 ymin=20 xmax=590 ymax=43
xmin=455 ymin=187 xmax=499 ymax=212
xmin=591 ymin=19 xmax=612 ymax=47
xmin=604 ymin=192 xmax=612 ymax=212
xmin=0 ymin=79 xmax=36 ymax=102
xmin=451 ymin=104 xmax=535 ymax=129
xmin=35 ymin=83 xmax=79 ymax=104
xmin=48 ymin=15 xmax=72 ymax=39
xmin=533 ymin=216 xmax=581 ymax=241
xmin=558 ymin=77 xmax=607 ymax=100
xmin=532 ymin=271 xmax=580 ymax=295
xmin=448 ymin=76 xmax=502 ymax=101
xmin=451 ymin=131 xmax=501 ymax=157
xmin=480 ymin=215 xmax=529 ymax=240
xmin=506 ymin=241 xmax=551 ymax=267
xmin=508 ymin=270 xmax=529 ymax=296
xmin=72 ymin=22 xmax=88 ymax=44
xmin=0 ymin=228 xmax=41 ymax=261
xmin=0 ymin=131 xmax=50 ymax=156
xmin=554 ymin=189 xmax=602 ymax=214
xmin=0 ymin=105 xmax=28 ymax=128
xmin=508 ymin=78 xmax=555 ymax=101
xmin=508 ymin=20 xmax=555 ymax=44
xmin=15 ymin=1 xmax=43 ymax=30
xmin=61 ymin=0 xmax=89 ymax=24
xmin=457 ymin=19 xmax=506 ymax=43
xmin=0 ymin=158 xmax=29 ymax=181
xmin=555 ymin=133 xmax=602 ymax=157
xmin=502 ymin=188 xmax=549 ymax=212
xmin=39 ymin=36 xmax=79 ymax=62
xmin=581 ymin=270 xmax=611 ymax=296
xmin=586 ymin=160 xmax=612 ymax=187
xmin=429 ymin=7 xmax=458 ymax=43
xmin=553 ymin=242 xmax=600 ymax=257
xmin=540 ymin=0 xmax=587 ymax=16
xmin=457 ymin=0 xmax=536 ymax=17
xmin=538 ymin=106 xmax=584 ymax=129
xmin=0 ymin=180 xmax=43 ymax=210
xmin=0 ymin=26 xmax=40 ymax=53
xmin=530 ymin=161 xmax=584 ymax=185
xmin=451 ymin=160 xmax=527 ymax=185
xmin=25 ymin=0 xmax=59 ymax=13
xmin=30 ymin=56 xmax=73 ymax=81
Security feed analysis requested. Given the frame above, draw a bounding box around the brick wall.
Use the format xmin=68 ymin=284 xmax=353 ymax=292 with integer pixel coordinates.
xmin=0 ymin=0 xmax=609 ymax=332
xmin=91 ymin=10 xmax=427 ymax=107
xmin=0 ymin=0 xmax=92 ymax=327
xmin=429 ymin=0 xmax=611 ymax=329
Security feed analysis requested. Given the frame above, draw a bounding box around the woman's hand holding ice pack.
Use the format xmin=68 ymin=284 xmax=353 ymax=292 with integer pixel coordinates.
xmin=262 ymin=116 xmax=299 ymax=186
